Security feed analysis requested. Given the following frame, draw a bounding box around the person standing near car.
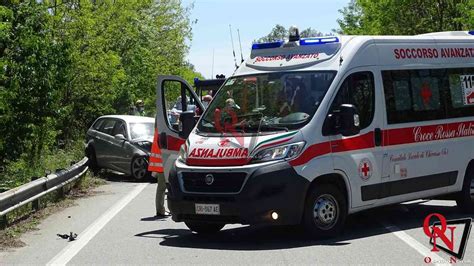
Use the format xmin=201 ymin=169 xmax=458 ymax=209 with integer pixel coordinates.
xmin=154 ymin=172 xmax=167 ymax=217
xmin=135 ymin=100 xmax=145 ymax=116
xmin=148 ymin=127 xmax=168 ymax=217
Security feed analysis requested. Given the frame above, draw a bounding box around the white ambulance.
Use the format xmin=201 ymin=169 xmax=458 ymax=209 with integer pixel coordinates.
xmin=154 ymin=28 xmax=474 ymax=237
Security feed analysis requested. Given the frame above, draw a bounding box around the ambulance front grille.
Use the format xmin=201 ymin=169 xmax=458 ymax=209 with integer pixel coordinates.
xmin=181 ymin=172 xmax=247 ymax=193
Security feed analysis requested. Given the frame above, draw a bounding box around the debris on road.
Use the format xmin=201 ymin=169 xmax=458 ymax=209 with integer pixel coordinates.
xmin=57 ymin=232 xmax=78 ymax=241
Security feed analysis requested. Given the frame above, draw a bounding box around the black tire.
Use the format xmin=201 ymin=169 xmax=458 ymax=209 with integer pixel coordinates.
xmin=131 ymin=156 xmax=149 ymax=180
xmin=86 ymin=147 xmax=100 ymax=175
xmin=185 ymin=222 xmax=225 ymax=234
xmin=302 ymin=184 xmax=347 ymax=238
xmin=456 ymin=165 xmax=474 ymax=213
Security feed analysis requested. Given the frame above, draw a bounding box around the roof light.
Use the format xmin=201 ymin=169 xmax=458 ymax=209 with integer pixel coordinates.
xmin=289 ymin=26 xmax=300 ymax=42
xmin=469 ymin=30 xmax=474 ymax=35
xmin=251 ymin=40 xmax=284 ymax=50
xmin=299 ymin=36 xmax=340 ymax=46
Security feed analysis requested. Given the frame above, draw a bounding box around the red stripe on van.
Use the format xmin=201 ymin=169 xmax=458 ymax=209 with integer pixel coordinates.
xmin=290 ymin=120 xmax=474 ymax=167
xmin=289 ymin=141 xmax=332 ymax=166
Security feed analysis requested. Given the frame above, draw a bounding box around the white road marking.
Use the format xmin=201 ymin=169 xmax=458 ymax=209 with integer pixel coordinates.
xmin=47 ymin=183 xmax=148 ymax=266
xmin=382 ymin=222 xmax=446 ymax=266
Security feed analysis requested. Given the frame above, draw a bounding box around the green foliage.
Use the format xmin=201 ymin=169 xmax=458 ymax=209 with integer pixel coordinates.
xmin=0 ymin=139 xmax=85 ymax=189
xmin=0 ymin=0 xmax=202 ymax=186
xmin=337 ymin=0 xmax=474 ymax=35
xmin=256 ymin=24 xmax=327 ymax=43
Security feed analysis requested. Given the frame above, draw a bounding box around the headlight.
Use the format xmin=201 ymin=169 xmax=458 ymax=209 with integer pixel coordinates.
xmin=251 ymin=142 xmax=305 ymax=163
xmin=177 ymin=144 xmax=187 ymax=163
xmin=136 ymin=141 xmax=152 ymax=152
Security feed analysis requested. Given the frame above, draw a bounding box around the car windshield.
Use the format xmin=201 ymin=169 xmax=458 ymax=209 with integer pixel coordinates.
xmin=130 ymin=122 xmax=154 ymax=140
xmin=197 ymin=71 xmax=336 ymax=134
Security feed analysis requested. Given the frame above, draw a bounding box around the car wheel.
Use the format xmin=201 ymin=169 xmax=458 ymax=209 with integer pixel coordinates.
xmin=86 ymin=147 xmax=100 ymax=175
xmin=456 ymin=165 xmax=474 ymax=213
xmin=185 ymin=222 xmax=225 ymax=234
xmin=302 ymin=184 xmax=347 ymax=238
xmin=131 ymin=156 xmax=149 ymax=180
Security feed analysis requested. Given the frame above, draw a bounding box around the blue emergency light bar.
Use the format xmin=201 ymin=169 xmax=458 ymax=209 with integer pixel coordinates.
xmin=299 ymin=36 xmax=340 ymax=46
xmin=469 ymin=30 xmax=474 ymax=35
xmin=252 ymin=36 xmax=339 ymax=50
xmin=251 ymin=40 xmax=284 ymax=50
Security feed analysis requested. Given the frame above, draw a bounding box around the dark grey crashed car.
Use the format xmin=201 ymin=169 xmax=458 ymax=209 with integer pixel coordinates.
xmin=85 ymin=115 xmax=155 ymax=180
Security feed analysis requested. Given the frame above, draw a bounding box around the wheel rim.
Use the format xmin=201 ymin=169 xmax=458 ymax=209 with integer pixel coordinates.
xmin=313 ymin=194 xmax=339 ymax=230
xmin=132 ymin=157 xmax=147 ymax=179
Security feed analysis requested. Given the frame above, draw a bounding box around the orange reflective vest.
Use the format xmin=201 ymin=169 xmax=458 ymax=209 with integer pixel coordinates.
xmin=148 ymin=130 xmax=164 ymax=173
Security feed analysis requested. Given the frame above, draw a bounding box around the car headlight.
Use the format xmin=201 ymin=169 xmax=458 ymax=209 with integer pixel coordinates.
xmin=135 ymin=141 xmax=152 ymax=152
xmin=177 ymin=144 xmax=187 ymax=163
xmin=251 ymin=142 xmax=305 ymax=163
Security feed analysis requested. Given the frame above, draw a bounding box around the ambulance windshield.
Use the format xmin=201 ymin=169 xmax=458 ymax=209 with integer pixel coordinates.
xmin=197 ymin=71 xmax=336 ymax=134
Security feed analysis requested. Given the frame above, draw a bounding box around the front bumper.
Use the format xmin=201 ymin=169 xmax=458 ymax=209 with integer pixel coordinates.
xmin=167 ymin=161 xmax=310 ymax=225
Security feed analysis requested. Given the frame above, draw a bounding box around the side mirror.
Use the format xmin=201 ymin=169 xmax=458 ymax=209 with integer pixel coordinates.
xmin=179 ymin=111 xmax=196 ymax=139
xmin=333 ymin=104 xmax=360 ymax=136
xmin=114 ymin=134 xmax=127 ymax=141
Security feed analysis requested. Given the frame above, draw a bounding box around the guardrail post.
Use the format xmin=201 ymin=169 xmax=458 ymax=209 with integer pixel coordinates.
xmin=31 ymin=176 xmax=40 ymax=212
xmin=0 ymin=215 xmax=7 ymax=230
xmin=57 ymin=186 xmax=65 ymax=199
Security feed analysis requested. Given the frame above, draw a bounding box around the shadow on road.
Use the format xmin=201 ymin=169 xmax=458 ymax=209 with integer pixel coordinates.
xmin=134 ymin=200 xmax=474 ymax=251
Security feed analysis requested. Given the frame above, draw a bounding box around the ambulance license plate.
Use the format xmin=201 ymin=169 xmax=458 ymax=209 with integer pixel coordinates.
xmin=195 ymin=204 xmax=220 ymax=215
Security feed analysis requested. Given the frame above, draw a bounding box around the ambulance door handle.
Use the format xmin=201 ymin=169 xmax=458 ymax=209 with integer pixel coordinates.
xmin=159 ymin=132 xmax=167 ymax=149
xmin=374 ymin=128 xmax=382 ymax=147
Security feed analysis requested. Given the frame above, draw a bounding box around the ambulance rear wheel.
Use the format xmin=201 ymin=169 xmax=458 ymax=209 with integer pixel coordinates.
xmin=185 ymin=222 xmax=225 ymax=234
xmin=303 ymin=184 xmax=347 ymax=238
xmin=456 ymin=165 xmax=474 ymax=213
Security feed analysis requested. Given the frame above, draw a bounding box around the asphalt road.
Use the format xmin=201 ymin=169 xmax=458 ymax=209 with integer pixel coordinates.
xmin=1 ymin=175 xmax=473 ymax=265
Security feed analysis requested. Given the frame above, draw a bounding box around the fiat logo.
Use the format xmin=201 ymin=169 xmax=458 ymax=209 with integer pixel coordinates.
xmin=204 ymin=174 xmax=214 ymax=185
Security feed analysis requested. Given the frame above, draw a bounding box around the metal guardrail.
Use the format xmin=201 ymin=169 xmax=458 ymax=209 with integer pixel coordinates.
xmin=0 ymin=157 xmax=89 ymax=218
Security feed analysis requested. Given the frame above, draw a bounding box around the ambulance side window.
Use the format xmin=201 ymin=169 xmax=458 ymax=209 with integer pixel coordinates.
xmin=446 ymin=68 xmax=474 ymax=118
xmin=328 ymin=71 xmax=375 ymax=132
xmin=383 ymin=69 xmax=448 ymax=124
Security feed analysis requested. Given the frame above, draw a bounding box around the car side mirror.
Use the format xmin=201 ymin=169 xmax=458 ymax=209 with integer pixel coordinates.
xmin=332 ymin=104 xmax=360 ymax=137
xmin=179 ymin=111 xmax=196 ymax=139
xmin=114 ymin=134 xmax=127 ymax=141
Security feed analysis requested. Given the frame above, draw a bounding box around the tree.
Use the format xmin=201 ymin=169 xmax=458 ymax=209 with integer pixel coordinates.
xmin=0 ymin=0 xmax=199 ymax=164
xmin=256 ymin=24 xmax=287 ymax=43
xmin=256 ymin=24 xmax=325 ymax=42
xmin=337 ymin=0 xmax=474 ymax=35
xmin=1 ymin=2 xmax=69 ymax=162
xmin=300 ymin=27 xmax=323 ymax=38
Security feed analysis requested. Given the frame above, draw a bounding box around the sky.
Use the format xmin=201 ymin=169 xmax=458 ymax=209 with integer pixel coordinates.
xmin=182 ymin=0 xmax=350 ymax=79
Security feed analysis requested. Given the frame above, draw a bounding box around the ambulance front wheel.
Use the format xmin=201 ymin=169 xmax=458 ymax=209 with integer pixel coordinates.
xmin=303 ymin=184 xmax=347 ymax=238
xmin=456 ymin=165 xmax=474 ymax=213
xmin=185 ymin=222 xmax=225 ymax=234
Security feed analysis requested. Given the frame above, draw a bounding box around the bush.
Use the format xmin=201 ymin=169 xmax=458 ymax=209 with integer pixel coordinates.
xmin=0 ymin=140 xmax=85 ymax=190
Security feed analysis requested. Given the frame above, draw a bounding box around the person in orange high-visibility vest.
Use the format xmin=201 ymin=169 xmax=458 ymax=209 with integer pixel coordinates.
xmin=148 ymin=129 xmax=168 ymax=217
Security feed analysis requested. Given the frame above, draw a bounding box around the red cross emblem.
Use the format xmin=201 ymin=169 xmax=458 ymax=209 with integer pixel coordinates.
xmin=421 ymin=83 xmax=432 ymax=105
xmin=359 ymin=159 xmax=372 ymax=180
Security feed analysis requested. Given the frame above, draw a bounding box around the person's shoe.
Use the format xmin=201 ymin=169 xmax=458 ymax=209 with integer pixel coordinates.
xmin=155 ymin=212 xmax=171 ymax=218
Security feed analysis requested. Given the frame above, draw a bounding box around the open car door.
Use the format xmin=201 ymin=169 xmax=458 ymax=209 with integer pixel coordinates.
xmin=154 ymin=75 xmax=204 ymax=180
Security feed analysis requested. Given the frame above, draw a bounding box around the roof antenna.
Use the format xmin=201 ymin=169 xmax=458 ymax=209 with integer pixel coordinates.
xmin=229 ymin=24 xmax=238 ymax=69
xmin=237 ymin=29 xmax=244 ymax=63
